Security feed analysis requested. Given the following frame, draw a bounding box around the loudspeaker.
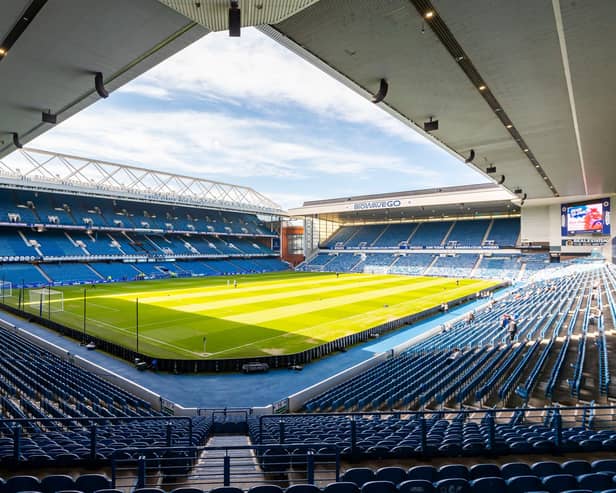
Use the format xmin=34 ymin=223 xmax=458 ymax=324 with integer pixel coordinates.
xmin=229 ymin=3 xmax=241 ymax=37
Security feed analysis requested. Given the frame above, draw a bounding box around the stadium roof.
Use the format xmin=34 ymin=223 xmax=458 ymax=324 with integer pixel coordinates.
xmin=0 ymin=0 xmax=207 ymax=157
xmin=1 ymin=1 xmax=613 ymax=202
xmin=0 ymin=148 xmax=283 ymax=215
xmin=260 ymin=0 xmax=615 ymax=201
xmin=289 ymin=183 xmax=519 ymax=223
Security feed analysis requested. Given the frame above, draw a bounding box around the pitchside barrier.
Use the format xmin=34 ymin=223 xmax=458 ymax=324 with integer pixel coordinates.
xmin=0 ymin=282 xmax=508 ymax=373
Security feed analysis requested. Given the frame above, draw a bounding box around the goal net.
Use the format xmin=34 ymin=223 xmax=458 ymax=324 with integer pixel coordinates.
xmin=0 ymin=281 xmax=12 ymax=298
xmin=28 ymin=289 xmax=64 ymax=313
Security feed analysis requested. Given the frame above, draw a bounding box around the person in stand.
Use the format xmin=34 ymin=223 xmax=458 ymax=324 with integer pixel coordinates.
xmin=336 ymin=272 xmax=340 ymax=279
xmin=233 ymin=279 xmax=238 ymax=288
xmin=446 ymin=348 xmax=462 ymax=364
xmin=508 ymin=319 xmax=517 ymax=342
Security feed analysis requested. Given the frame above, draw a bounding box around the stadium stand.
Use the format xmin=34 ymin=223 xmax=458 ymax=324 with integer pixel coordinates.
xmin=0 ymin=185 xmax=283 ymax=288
xmin=319 ymin=219 xmax=520 ymax=251
xmin=303 ymin=265 xmax=612 ymax=414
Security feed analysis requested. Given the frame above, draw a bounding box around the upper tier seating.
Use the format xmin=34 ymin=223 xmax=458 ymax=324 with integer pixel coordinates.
xmin=376 ymin=223 xmax=416 ymax=248
xmin=319 ymin=218 xmax=521 ymax=250
xmin=27 ymin=231 xmax=85 ymax=257
xmin=344 ymin=225 xmax=387 ymax=248
xmin=0 ymin=190 xmax=275 ymax=237
xmin=408 ymin=222 xmax=452 ymax=247
xmin=446 ymin=220 xmax=490 ymax=247
xmin=486 ymin=218 xmax=520 ymax=247
xmin=322 ymin=227 xmax=358 ymax=248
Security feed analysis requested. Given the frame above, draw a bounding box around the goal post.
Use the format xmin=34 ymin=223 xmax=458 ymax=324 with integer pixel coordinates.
xmin=0 ymin=281 xmax=12 ymax=298
xmin=28 ymin=288 xmax=64 ymax=313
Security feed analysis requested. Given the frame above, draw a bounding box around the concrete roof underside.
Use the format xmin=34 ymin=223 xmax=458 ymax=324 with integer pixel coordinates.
xmin=263 ymin=0 xmax=616 ymax=200
xmin=1 ymin=0 xmax=614 ymax=203
xmin=0 ymin=0 xmax=207 ymax=157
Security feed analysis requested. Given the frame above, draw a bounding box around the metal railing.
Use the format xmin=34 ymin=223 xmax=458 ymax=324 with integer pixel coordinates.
xmin=110 ymin=443 xmax=340 ymax=491
xmin=1 ymin=416 xmax=195 ymax=463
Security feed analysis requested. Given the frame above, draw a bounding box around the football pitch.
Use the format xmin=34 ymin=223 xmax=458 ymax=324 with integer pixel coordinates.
xmin=15 ymin=272 xmax=499 ymax=359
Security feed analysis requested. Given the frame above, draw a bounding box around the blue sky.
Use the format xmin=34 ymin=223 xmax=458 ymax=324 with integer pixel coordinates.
xmin=30 ymin=28 xmax=486 ymax=209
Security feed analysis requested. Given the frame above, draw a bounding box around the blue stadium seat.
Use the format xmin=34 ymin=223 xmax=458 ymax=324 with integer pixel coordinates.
xmin=591 ymin=459 xmax=616 ymax=474
xmin=375 ymin=467 xmax=407 ymax=485
xmin=505 ymin=475 xmax=543 ymax=493
xmin=4 ymin=476 xmax=41 ymax=493
xmin=434 ymin=478 xmax=470 ymax=493
xmin=342 ymin=468 xmax=376 ymax=487
xmin=531 ymin=461 xmax=562 ymax=478
xmin=41 ymin=474 xmax=76 ymax=493
xmin=408 ymin=466 xmax=437 ymax=482
xmin=469 ymin=477 xmax=506 ymax=493
xmin=576 ymin=472 xmax=613 ymax=491
xmin=247 ymin=486 xmax=284 ymax=493
xmin=541 ymin=474 xmax=577 ymax=493
xmin=74 ymin=474 xmax=111 ymax=493
xmin=322 ymin=482 xmax=360 ymax=493
xmin=208 ymin=488 xmax=243 ymax=493
xmin=286 ymin=485 xmax=321 ymax=493
xmin=398 ymin=480 xmax=434 ymax=493
xmin=469 ymin=464 xmax=501 ymax=480
xmin=501 ymin=463 xmax=533 ymax=480
xmin=360 ymin=481 xmax=397 ymax=493
xmin=438 ymin=464 xmax=469 ymax=481
xmin=561 ymin=461 xmax=592 ymax=477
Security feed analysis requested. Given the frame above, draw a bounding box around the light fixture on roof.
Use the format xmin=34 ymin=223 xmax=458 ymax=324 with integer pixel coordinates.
xmin=0 ymin=47 xmax=6 ymax=57
xmin=464 ymin=149 xmax=475 ymax=163
xmin=42 ymin=110 xmax=57 ymax=124
xmin=424 ymin=10 xmax=434 ymax=19
xmin=514 ymin=187 xmax=523 ymax=194
xmin=372 ymin=78 xmax=389 ymax=103
xmin=506 ymin=124 xmax=513 ymax=129
xmin=423 ymin=117 xmax=439 ymax=132
xmin=11 ymin=132 xmax=22 ymax=149
xmin=478 ymin=84 xmax=487 ymax=91
xmin=229 ymin=0 xmax=241 ymax=37
xmin=94 ymin=72 xmax=109 ymax=98
xmin=486 ymin=164 xmax=496 ymax=174
xmin=497 ymin=175 xmax=506 ymax=185
xmin=521 ymin=193 xmax=527 ymax=206
xmin=523 ymin=148 xmax=529 ymax=152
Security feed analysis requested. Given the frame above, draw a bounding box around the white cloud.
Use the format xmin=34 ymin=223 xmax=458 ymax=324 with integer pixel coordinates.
xmin=31 ymin=106 xmax=424 ymax=183
xmin=120 ymin=28 xmax=429 ymax=145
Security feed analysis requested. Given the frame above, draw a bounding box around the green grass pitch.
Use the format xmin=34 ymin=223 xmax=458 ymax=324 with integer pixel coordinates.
xmin=16 ymin=272 xmax=499 ymax=359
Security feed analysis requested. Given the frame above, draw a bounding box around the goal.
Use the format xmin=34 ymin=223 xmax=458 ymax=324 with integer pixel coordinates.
xmin=0 ymin=281 xmax=12 ymax=298
xmin=29 ymin=288 xmax=64 ymax=313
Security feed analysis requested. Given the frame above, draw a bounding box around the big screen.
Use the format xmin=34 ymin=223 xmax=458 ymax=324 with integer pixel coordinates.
xmin=561 ymin=198 xmax=611 ymax=236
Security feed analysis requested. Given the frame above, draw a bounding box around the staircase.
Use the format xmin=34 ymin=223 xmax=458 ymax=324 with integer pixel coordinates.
xmin=187 ymin=435 xmax=263 ymax=490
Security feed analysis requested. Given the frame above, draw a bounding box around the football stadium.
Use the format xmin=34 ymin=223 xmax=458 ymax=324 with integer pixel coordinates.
xmin=0 ymin=1 xmax=615 ymax=492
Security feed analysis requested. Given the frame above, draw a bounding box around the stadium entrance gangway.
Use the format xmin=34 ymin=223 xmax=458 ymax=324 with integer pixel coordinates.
xmin=110 ymin=443 xmax=340 ymax=491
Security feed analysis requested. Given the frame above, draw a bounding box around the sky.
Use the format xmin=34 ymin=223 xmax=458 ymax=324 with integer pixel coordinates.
xmin=28 ymin=27 xmax=487 ymax=210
